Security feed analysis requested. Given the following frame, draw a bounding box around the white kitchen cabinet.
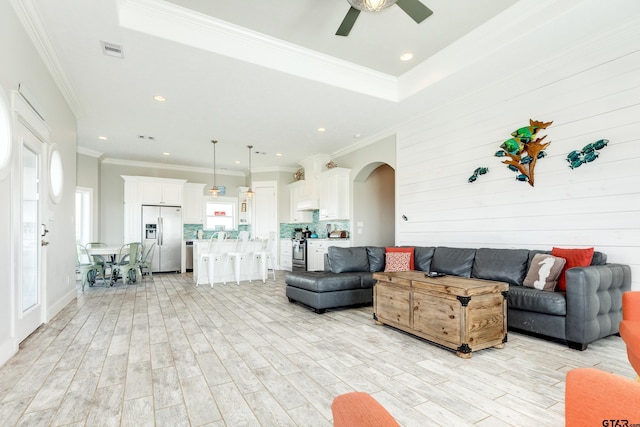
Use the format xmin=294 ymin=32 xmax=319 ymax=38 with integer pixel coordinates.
xmin=280 ymin=238 xmax=292 ymax=271
xmin=318 ymin=167 xmax=350 ymax=221
xmin=122 ymin=176 xmax=187 ymax=243
xmin=306 ymin=239 xmax=351 ymax=271
xmin=140 ymin=180 xmax=183 ymax=205
xmin=289 ymin=180 xmax=313 ymax=223
xmin=183 ymin=183 xmax=206 ymax=224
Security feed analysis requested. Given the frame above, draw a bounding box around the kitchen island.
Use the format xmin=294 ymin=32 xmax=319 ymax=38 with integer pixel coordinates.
xmin=192 ymin=238 xmax=268 ymax=285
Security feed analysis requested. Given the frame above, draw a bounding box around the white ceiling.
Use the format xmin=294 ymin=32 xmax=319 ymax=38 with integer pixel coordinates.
xmin=16 ymin=0 xmax=519 ymax=173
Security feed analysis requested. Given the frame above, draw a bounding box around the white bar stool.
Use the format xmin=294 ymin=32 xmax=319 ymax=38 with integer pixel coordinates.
xmin=225 ymin=231 xmax=252 ymax=285
xmin=196 ymin=231 xmax=226 ymax=287
xmin=252 ymin=232 xmax=276 ymax=283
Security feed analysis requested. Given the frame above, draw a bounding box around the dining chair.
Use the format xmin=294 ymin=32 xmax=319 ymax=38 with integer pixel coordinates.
xmin=85 ymin=242 xmax=110 ymax=273
xmin=252 ymin=232 xmax=276 ymax=283
xmin=225 ymin=231 xmax=252 ymax=285
xmin=110 ymin=242 xmax=141 ymax=285
xmin=76 ymin=244 xmax=105 ymax=291
xmin=137 ymin=242 xmax=156 ymax=281
xmin=197 ymin=231 xmax=227 ymax=287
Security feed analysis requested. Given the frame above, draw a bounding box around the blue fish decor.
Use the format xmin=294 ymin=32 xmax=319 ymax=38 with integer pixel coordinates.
xmin=566 ymin=139 xmax=609 ymax=169
xmin=468 ymin=167 xmax=489 ymax=183
xmin=495 ymin=119 xmax=553 ymax=187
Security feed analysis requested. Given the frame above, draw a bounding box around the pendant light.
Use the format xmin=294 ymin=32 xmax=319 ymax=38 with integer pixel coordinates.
xmin=209 ymin=139 xmax=219 ymax=197
xmin=245 ymin=145 xmax=255 ymax=199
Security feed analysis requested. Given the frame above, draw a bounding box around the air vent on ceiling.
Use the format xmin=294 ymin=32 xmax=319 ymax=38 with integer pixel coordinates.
xmin=101 ymin=41 xmax=124 ymax=58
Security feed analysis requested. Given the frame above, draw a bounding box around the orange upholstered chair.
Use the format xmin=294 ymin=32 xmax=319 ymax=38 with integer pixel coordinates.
xmin=620 ymin=291 xmax=640 ymax=379
xmin=566 ymin=368 xmax=640 ymax=426
xmin=331 ymin=392 xmax=399 ymax=427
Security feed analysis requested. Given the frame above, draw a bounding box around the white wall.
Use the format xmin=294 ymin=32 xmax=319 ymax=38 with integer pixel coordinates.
xmin=77 ymin=152 xmax=100 ymax=240
xmin=0 ymin=0 xmax=77 ymax=365
xmin=334 ymin=135 xmax=396 ymax=245
xmin=395 ymin=0 xmax=640 ymax=290
xmin=351 ymin=164 xmax=395 ymax=247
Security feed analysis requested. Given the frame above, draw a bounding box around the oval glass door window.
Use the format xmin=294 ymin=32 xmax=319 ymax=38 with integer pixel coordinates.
xmin=49 ymin=146 xmax=64 ymax=203
xmin=0 ymin=86 xmax=12 ymax=178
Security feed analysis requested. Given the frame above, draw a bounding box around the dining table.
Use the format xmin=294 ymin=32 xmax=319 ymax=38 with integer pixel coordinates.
xmin=87 ymin=244 xmax=131 ymax=284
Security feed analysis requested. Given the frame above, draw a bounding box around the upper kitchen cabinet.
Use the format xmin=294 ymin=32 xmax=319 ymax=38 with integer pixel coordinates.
xmin=139 ymin=178 xmax=183 ymax=205
xmin=289 ymin=180 xmax=313 ymax=223
xmin=318 ymin=167 xmax=351 ymax=220
xmin=122 ymin=176 xmax=187 ymax=242
xmin=183 ymin=183 xmax=207 ymax=224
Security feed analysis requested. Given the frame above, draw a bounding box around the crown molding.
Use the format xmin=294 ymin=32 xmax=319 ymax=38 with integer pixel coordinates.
xmin=10 ymin=0 xmax=82 ymax=117
xmin=100 ymin=156 xmax=301 ymax=177
xmin=77 ymin=146 xmax=104 ymax=158
xmin=117 ymin=0 xmax=398 ymax=102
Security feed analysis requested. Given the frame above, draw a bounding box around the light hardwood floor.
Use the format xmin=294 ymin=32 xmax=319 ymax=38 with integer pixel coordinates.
xmin=0 ymin=271 xmax=634 ymax=426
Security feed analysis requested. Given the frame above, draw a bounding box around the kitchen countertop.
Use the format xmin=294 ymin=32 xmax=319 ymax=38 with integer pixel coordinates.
xmin=306 ymin=238 xmax=350 ymax=241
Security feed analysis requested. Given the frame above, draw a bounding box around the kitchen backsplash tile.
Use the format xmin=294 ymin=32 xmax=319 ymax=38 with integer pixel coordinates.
xmin=184 ymin=223 xmax=250 ymax=240
xmin=185 ymin=210 xmax=349 ymax=240
xmin=279 ymin=210 xmax=349 ymax=239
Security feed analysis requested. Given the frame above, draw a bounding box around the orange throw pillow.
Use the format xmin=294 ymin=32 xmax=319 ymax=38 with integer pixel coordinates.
xmin=551 ymin=247 xmax=594 ymax=291
xmin=385 ymin=247 xmax=414 ymax=270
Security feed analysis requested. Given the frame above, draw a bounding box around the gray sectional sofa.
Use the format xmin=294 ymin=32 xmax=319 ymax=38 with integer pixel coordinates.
xmin=284 ymin=245 xmax=631 ymax=350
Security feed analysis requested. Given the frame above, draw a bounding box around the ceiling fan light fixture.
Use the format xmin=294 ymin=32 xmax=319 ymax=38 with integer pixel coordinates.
xmin=348 ymin=0 xmax=397 ymax=12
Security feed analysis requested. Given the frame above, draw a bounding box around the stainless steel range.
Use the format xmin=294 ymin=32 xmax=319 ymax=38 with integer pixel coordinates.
xmin=292 ymin=238 xmax=307 ymax=272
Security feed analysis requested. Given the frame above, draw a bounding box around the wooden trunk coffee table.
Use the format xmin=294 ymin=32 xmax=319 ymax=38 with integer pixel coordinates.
xmin=372 ymin=271 xmax=508 ymax=358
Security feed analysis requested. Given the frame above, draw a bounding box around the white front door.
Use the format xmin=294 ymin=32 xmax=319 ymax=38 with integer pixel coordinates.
xmin=15 ymin=122 xmax=45 ymax=342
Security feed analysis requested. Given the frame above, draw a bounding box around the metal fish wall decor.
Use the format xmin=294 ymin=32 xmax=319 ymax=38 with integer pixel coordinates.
xmin=468 ymin=167 xmax=489 ymax=183
xmin=494 ymin=119 xmax=553 ymax=187
xmin=566 ymin=139 xmax=609 ymax=169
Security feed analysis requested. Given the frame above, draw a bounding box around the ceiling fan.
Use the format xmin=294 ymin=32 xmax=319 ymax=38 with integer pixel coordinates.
xmin=336 ymin=0 xmax=433 ymax=37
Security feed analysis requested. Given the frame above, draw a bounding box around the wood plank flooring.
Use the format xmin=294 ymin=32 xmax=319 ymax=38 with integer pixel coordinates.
xmin=0 ymin=272 xmax=634 ymax=426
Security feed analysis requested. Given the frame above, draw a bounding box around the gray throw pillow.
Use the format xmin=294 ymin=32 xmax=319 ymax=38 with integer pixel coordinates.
xmin=328 ymin=246 xmax=370 ymax=273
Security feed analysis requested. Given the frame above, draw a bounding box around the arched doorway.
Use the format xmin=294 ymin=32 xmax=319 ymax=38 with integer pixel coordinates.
xmin=352 ymin=162 xmax=395 ymax=247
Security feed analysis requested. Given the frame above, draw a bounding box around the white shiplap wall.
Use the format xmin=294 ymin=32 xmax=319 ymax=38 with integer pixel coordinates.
xmin=396 ymin=0 xmax=640 ymax=289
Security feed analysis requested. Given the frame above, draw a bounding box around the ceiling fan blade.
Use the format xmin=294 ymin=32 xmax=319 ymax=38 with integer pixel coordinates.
xmin=336 ymin=6 xmax=361 ymax=36
xmin=395 ymin=0 xmax=433 ymax=24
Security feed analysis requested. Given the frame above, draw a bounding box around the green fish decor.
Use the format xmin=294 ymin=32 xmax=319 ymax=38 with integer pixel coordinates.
xmin=566 ymin=139 xmax=609 ymax=169
xmin=498 ymin=119 xmax=553 ymax=187
xmin=500 ymin=138 xmax=524 ymax=155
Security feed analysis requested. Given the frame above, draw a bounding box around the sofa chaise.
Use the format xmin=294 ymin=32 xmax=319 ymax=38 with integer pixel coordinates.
xmin=284 ymin=245 xmax=631 ymax=350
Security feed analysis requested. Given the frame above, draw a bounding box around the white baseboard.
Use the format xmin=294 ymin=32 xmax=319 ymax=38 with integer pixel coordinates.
xmin=0 ymin=337 xmax=18 ymax=368
xmin=47 ymin=287 xmax=76 ymax=322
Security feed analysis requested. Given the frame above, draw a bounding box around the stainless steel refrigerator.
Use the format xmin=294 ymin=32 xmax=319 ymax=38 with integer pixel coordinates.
xmin=142 ymin=205 xmax=182 ymax=273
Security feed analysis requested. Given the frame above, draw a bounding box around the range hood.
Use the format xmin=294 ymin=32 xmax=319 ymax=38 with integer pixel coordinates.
xmin=296 ymin=154 xmax=329 ymax=211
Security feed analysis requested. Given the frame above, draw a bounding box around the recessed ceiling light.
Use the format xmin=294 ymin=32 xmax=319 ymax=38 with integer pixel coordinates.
xmin=162 ymin=152 xmax=170 ymax=156
xmin=400 ymin=52 xmax=414 ymax=61
xmin=276 ymin=153 xmax=283 ymax=157
xmin=235 ymin=160 xmax=241 ymax=164
xmin=353 ymin=133 xmax=361 ymax=138
xmin=98 ymin=136 xmax=108 ymax=140
xmin=317 ymin=127 xmax=326 ymax=132
xmin=153 ymin=95 xmax=166 ymax=102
